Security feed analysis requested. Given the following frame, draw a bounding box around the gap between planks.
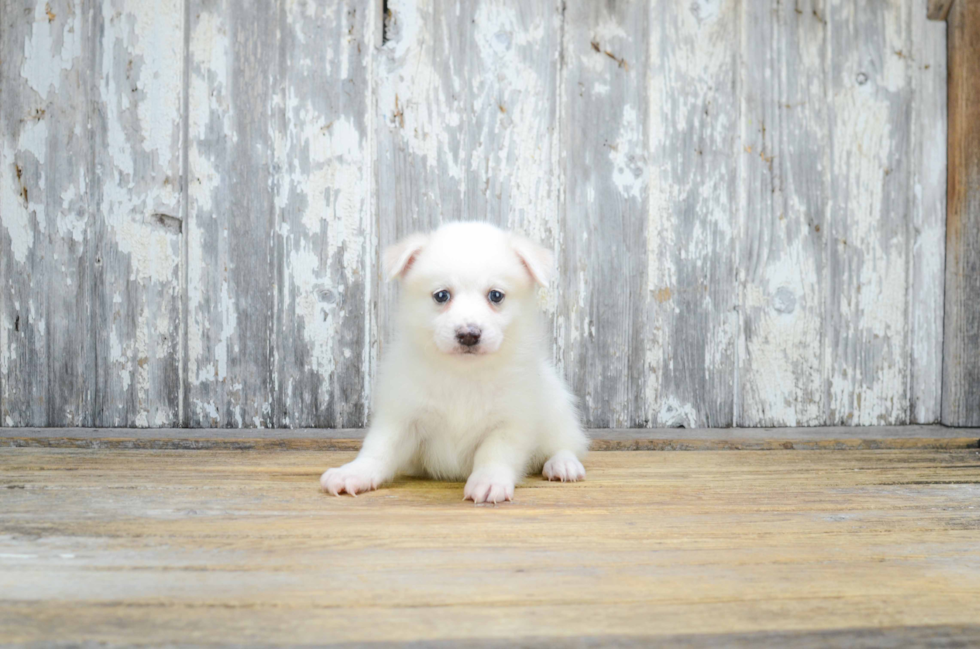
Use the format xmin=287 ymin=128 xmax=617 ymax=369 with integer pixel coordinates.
xmin=0 ymin=426 xmax=977 ymax=452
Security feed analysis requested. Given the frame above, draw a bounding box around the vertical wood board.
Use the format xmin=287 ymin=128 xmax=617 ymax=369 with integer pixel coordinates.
xmin=273 ymin=0 xmax=375 ymax=428
xmin=943 ymin=0 xmax=980 ymax=426
xmin=644 ymin=0 xmax=740 ymax=427
xmin=559 ymin=0 xmax=650 ymax=427
xmin=737 ymin=0 xmax=830 ymax=426
xmin=909 ymin=0 xmax=947 ymax=423
xmin=825 ymin=0 xmax=914 ymax=425
xmin=185 ymin=0 xmax=279 ymax=427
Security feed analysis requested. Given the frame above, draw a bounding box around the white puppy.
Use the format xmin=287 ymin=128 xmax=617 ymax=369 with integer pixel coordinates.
xmin=320 ymin=222 xmax=588 ymax=504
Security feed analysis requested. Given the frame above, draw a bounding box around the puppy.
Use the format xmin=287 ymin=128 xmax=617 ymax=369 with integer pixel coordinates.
xmin=320 ymin=222 xmax=588 ymax=504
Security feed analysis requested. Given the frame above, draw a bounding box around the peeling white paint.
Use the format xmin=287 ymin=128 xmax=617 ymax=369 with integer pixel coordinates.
xmin=1 ymin=118 xmax=48 ymax=264
xmin=658 ymin=396 xmax=698 ymax=429
xmin=20 ymin=2 xmax=82 ymax=96
xmin=0 ymin=0 xmax=948 ymax=429
xmin=287 ymin=247 xmax=338 ymax=381
xmin=99 ymin=0 xmax=182 ymax=284
xmin=0 ymin=147 xmax=35 ymax=264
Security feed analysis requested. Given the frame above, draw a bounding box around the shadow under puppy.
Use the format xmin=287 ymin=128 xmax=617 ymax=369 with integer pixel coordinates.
xmin=321 ymin=222 xmax=588 ymax=504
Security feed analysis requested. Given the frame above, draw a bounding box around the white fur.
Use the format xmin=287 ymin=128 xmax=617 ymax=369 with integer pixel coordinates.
xmin=320 ymin=222 xmax=588 ymax=504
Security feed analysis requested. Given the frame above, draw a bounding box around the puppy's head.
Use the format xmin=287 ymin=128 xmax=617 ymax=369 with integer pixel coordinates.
xmin=384 ymin=222 xmax=553 ymax=358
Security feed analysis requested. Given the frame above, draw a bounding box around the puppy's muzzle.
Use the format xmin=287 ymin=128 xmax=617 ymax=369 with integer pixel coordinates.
xmin=456 ymin=325 xmax=482 ymax=347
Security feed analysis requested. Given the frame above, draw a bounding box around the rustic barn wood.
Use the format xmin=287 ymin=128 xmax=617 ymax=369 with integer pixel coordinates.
xmin=183 ymin=0 xmax=280 ymax=427
xmin=0 ymin=1 xmax=954 ymax=428
xmin=1 ymin=1 xmax=184 ymax=427
xmin=1 ymin=425 xmax=977 ymax=451
xmin=2 ymin=447 xmax=980 ymax=644
xmin=911 ymin=0 xmax=949 ymax=424
xmin=559 ymin=0 xmax=655 ymax=427
xmin=942 ymin=0 xmax=980 ymax=426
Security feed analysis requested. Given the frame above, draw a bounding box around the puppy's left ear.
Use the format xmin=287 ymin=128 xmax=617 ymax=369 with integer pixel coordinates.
xmin=510 ymin=235 xmax=554 ymax=287
xmin=383 ymin=233 xmax=429 ymax=281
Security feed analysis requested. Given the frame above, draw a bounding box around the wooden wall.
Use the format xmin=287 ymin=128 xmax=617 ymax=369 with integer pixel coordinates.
xmin=0 ymin=0 xmax=949 ymax=428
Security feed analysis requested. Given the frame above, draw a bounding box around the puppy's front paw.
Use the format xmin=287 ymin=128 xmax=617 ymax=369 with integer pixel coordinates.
xmin=320 ymin=461 xmax=383 ymax=496
xmin=543 ymin=450 xmax=586 ymax=482
xmin=464 ymin=467 xmax=515 ymax=505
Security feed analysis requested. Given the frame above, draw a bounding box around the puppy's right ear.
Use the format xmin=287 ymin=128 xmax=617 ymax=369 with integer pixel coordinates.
xmin=383 ymin=233 xmax=428 ymax=281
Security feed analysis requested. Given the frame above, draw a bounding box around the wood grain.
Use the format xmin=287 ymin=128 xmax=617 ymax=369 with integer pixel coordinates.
xmin=1 ymin=1 xmax=183 ymax=427
xmin=1 ymin=1 xmax=98 ymax=426
xmin=943 ymin=0 xmax=980 ymax=426
xmin=95 ymin=0 xmax=184 ymax=427
xmin=645 ymin=0 xmax=739 ymax=428
xmin=910 ymin=0 xmax=948 ymax=423
xmin=274 ymin=0 xmax=374 ymax=428
xmin=738 ymin=0 xmax=829 ymax=426
xmin=184 ymin=0 xmax=278 ymax=427
xmin=559 ymin=0 xmax=650 ymax=427
xmin=826 ymin=2 xmax=916 ymax=425
xmin=1 ymin=447 xmax=979 ymax=645
xmin=0 ymin=0 xmax=954 ymax=429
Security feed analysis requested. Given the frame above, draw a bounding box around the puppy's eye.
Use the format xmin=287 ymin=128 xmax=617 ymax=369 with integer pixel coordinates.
xmin=488 ymin=290 xmax=505 ymax=304
xmin=433 ymin=290 xmax=451 ymax=304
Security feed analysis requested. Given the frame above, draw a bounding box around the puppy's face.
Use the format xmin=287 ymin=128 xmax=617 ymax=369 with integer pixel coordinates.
xmin=385 ymin=223 xmax=553 ymax=358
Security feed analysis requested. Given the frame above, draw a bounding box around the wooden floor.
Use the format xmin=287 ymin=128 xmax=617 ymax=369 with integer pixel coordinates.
xmin=2 ymin=446 xmax=980 ymax=646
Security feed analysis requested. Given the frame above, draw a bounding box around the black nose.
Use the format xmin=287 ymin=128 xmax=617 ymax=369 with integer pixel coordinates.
xmin=456 ymin=326 xmax=482 ymax=347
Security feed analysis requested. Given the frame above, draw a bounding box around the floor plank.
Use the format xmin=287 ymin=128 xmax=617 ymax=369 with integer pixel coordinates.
xmin=1 ymin=448 xmax=979 ymax=646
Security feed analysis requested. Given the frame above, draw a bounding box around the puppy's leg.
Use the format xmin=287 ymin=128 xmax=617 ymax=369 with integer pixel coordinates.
xmin=464 ymin=429 xmax=527 ymax=505
xmin=538 ymin=379 xmax=589 ymax=483
xmin=320 ymin=420 xmax=413 ymax=496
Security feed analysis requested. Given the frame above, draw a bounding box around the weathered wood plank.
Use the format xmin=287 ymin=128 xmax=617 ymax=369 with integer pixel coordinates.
xmin=94 ymin=0 xmax=184 ymax=426
xmin=1 ymin=2 xmax=183 ymax=428
xmin=0 ymin=0 xmax=954 ymax=430
xmin=910 ymin=0 xmax=948 ymax=423
xmin=826 ymin=1 xmax=914 ymax=425
xmin=1 ymin=1 xmax=100 ymax=426
xmin=274 ymin=0 xmax=374 ymax=427
xmin=737 ymin=0 xmax=829 ymax=426
xmin=185 ymin=0 xmax=279 ymax=426
xmin=374 ymin=0 xmax=562 ymax=343
xmin=2 ymin=448 xmax=979 ymax=644
xmin=943 ymin=0 xmax=980 ymax=426
xmin=1 ymin=425 xmax=976 ymax=451
xmin=558 ymin=0 xmax=649 ymax=427
xmin=643 ymin=0 xmax=739 ymax=427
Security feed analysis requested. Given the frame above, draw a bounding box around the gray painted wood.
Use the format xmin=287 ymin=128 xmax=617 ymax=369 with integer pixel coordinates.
xmin=559 ymin=0 xmax=650 ymax=427
xmin=0 ymin=0 xmax=954 ymax=429
xmin=910 ymin=0 xmax=947 ymax=423
xmin=94 ymin=1 xmax=184 ymax=427
xmin=642 ymin=0 xmax=740 ymax=427
xmin=185 ymin=0 xmax=280 ymax=427
xmin=943 ymin=0 xmax=980 ymax=426
xmin=825 ymin=1 xmax=916 ymax=425
xmin=273 ymin=0 xmax=374 ymax=428
xmin=1 ymin=1 xmax=183 ymax=427
xmin=185 ymin=0 xmax=374 ymax=428
xmin=738 ymin=0 xmax=947 ymax=426
xmin=1 ymin=1 xmax=98 ymax=426
xmin=738 ymin=0 xmax=829 ymax=426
